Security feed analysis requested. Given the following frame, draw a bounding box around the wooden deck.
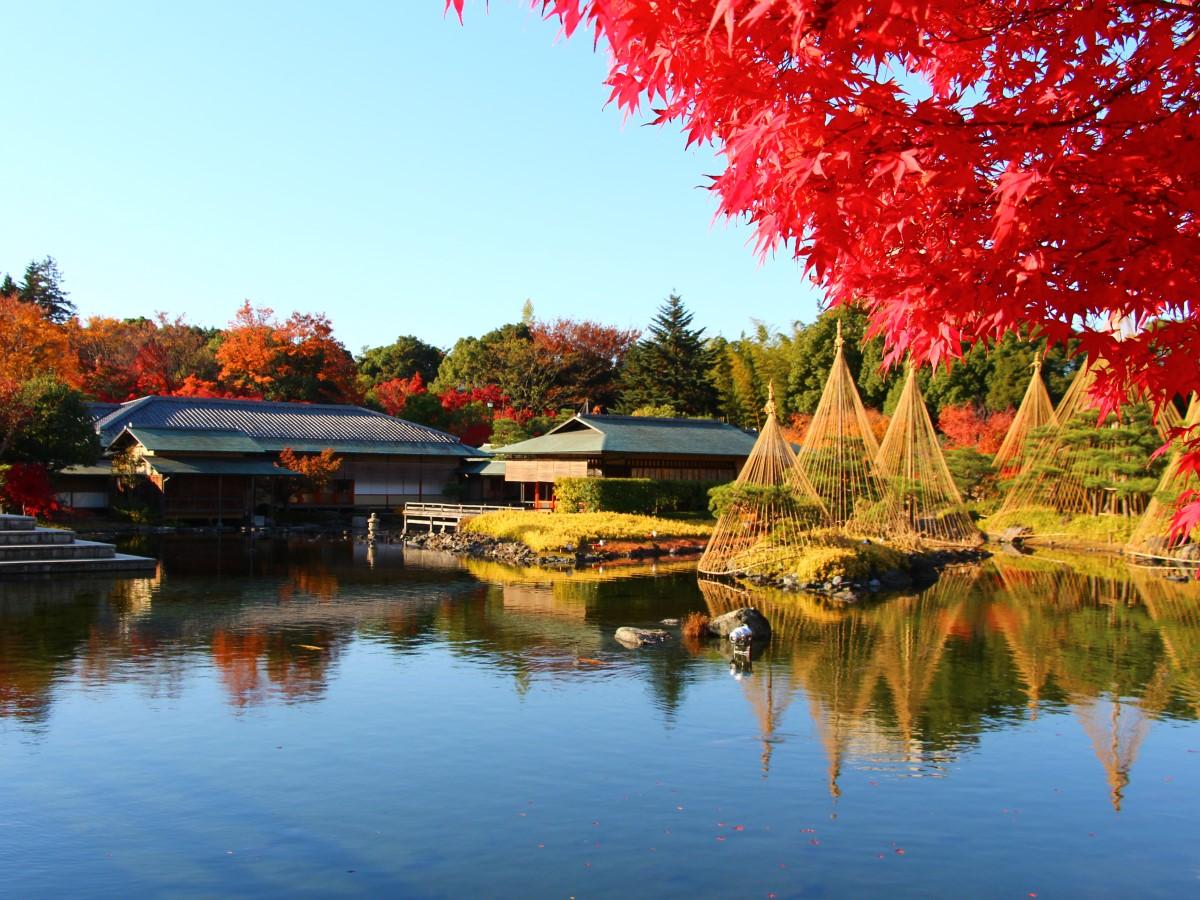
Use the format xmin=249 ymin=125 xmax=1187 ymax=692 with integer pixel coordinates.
xmin=401 ymin=503 xmax=523 ymax=532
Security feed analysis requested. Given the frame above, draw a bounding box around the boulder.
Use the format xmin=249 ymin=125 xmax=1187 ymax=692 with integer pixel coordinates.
xmin=1000 ymin=525 xmax=1031 ymax=545
xmin=615 ymin=627 xmax=672 ymax=648
xmin=706 ymin=607 xmax=772 ymax=643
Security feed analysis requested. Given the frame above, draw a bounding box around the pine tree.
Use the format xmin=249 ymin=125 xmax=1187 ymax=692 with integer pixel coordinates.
xmin=18 ymin=257 xmax=75 ymax=323
xmin=619 ymin=293 xmax=717 ymax=415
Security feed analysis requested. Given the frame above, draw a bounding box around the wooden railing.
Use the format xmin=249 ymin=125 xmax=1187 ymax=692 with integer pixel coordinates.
xmin=401 ymin=502 xmax=522 ymax=532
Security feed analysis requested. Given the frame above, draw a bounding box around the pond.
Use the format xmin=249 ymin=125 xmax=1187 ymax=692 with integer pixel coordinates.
xmin=1 ymin=538 xmax=1198 ymax=898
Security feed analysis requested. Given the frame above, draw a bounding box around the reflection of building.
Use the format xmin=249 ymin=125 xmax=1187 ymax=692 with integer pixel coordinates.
xmin=57 ymin=395 xmax=477 ymax=521
xmin=491 ymin=413 xmax=756 ymax=508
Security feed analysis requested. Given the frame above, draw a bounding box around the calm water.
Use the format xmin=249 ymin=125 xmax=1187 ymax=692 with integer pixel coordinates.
xmin=1 ymin=539 xmax=1198 ymax=898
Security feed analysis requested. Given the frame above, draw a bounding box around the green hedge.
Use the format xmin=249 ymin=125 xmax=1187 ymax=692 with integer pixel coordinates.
xmin=555 ymin=477 xmax=721 ymax=515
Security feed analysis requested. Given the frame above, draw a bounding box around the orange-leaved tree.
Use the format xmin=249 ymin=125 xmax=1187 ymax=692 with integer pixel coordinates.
xmin=218 ymin=302 xmax=360 ymax=404
xmin=278 ymin=447 xmax=343 ymax=492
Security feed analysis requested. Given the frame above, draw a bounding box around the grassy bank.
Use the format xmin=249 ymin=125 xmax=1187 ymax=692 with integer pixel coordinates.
xmin=981 ymin=507 xmax=1134 ymax=546
xmin=462 ymin=510 xmax=712 ymax=554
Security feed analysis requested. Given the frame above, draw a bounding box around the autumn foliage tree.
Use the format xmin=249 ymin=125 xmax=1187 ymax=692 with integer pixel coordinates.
xmin=217 ymin=302 xmax=360 ymax=404
xmin=938 ymin=404 xmax=1015 ymax=457
xmin=450 ymin=0 xmax=1200 ymax=527
xmin=278 ymin=447 xmax=343 ymax=492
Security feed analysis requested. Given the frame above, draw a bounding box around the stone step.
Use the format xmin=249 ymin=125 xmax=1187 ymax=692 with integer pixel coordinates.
xmin=0 ymin=528 xmax=75 ymax=546
xmin=0 ymin=514 xmax=37 ymax=531
xmin=0 ymin=553 xmax=158 ymax=576
xmin=0 ymin=540 xmax=117 ymax=562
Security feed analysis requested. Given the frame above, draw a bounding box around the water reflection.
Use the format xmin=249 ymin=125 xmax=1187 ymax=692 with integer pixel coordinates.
xmin=1 ymin=541 xmax=1199 ymax=815
xmin=700 ymin=554 xmax=1200 ymax=811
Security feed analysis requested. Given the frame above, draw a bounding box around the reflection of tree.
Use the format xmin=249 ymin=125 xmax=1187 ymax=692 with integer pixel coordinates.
xmin=0 ymin=577 xmax=127 ymax=723
xmin=211 ymin=627 xmax=344 ymax=707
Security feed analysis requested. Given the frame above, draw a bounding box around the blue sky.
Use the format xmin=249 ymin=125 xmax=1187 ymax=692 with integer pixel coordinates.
xmin=0 ymin=1 xmax=824 ymax=352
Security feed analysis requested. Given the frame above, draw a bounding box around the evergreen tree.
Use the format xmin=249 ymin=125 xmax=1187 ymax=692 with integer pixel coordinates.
xmin=18 ymin=257 xmax=75 ymax=323
xmin=1 ymin=376 xmax=99 ymax=472
xmin=356 ymin=335 xmax=444 ymax=387
xmin=0 ymin=273 xmax=15 ymax=296
xmin=619 ymin=294 xmax=717 ymax=415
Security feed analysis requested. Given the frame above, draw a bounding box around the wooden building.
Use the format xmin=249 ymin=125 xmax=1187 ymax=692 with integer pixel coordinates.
xmin=490 ymin=413 xmax=756 ymax=508
xmin=57 ymin=395 xmax=478 ymax=522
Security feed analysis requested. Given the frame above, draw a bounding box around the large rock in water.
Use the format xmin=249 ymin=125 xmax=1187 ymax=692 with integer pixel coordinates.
xmin=615 ymin=627 xmax=671 ymax=648
xmin=706 ymin=608 xmax=771 ymax=643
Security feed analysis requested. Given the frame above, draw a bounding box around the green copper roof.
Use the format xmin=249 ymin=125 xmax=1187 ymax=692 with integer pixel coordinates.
xmin=130 ymin=427 xmax=263 ymax=454
xmin=145 ymin=457 xmax=299 ymax=477
xmin=493 ymin=414 xmax=756 ymax=458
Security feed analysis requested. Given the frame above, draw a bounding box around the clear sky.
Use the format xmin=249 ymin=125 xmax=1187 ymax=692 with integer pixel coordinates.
xmin=0 ymin=1 xmax=825 ymax=353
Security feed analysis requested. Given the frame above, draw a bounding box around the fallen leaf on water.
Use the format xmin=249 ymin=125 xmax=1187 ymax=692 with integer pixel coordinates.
xmin=296 ymin=644 xmax=323 ymax=651
xmin=577 ymin=657 xmax=605 ymax=666
xmin=716 ymin=836 xmax=726 ymax=842
xmin=895 ymin=848 xmax=905 ymax=856
xmin=734 ymin=825 xmax=745 ymax=832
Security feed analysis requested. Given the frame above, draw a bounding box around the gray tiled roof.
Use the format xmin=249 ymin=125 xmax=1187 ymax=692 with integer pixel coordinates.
xmin=95 ymin=395 xmax=475 ymax=457
xmin=494 ymin=414 xmax=756 ymax=458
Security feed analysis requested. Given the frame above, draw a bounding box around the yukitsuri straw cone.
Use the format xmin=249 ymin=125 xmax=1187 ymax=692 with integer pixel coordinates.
xmin=1155 ymin=395 xmax=1182 ymax=441
xmin=1126 ymin=394 xmax=1200 ymax=562
xmin=793 ymin=321 xmax=886 ymax=528
xmin=998 ymin=360 xmax=1101 ymax=517
xmin=697 ymin=385 xmax=829 ymax=577
xmin=865 ymin=363 xmax=979 ymax=546
xmin=992 ymin=352 xmax=1057 ymax=473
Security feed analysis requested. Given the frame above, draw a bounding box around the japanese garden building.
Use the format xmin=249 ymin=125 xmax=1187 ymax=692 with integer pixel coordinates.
xmin=488 ymin=413 xmax=756 ymax=508
xmin=57 ymin=395 xmax=477 ymax=521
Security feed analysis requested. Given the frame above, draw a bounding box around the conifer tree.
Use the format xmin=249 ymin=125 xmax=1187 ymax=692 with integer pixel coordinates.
xmin=619 ymin=293 xmax=717 ymax=416
xmin=18 ymin=257 xmax=75 ymax=323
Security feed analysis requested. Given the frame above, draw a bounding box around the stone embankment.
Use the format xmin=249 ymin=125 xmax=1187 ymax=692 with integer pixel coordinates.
xmin=743 ymin=546 xmax=989 ymax=604
xmin=396 ymin=529 xmax=703 ymax=568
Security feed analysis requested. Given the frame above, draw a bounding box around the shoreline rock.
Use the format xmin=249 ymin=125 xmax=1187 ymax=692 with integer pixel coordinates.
xmin=615 ymin=627 xmax=671 ymax=648
xmin=394 ymin=529 xmax=702 ymax=569
xmin=741 ymin=546 xmax=991 ymax=604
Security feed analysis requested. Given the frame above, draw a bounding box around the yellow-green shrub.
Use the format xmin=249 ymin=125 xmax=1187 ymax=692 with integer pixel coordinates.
xmin=462 ymin=510 xmax=712 ymax=553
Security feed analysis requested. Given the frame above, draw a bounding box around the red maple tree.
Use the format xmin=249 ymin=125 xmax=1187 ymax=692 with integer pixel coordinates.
xmin=451 ymin=0 xmax=1200 ymax=526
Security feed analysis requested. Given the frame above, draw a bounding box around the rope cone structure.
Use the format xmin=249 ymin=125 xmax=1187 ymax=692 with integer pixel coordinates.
xmin=993 ymin=353 xmax=1057 ymax=473
xmin=698 ymin=386 xmax=829 ymax=577
xmin=1126 ymin=394 xmax=1200 ymax=562
xmin=998 ymin=360 xmax=1162 ymax=520
xmin=794 ymin=321 xmax=886 ymax=527
xmin=1155 ymin=396 xmax=1182 ymax=441
xmin=999 ymin=361 xmax=1098 ymax=515
xmin=864 ymin=364 xmax=979 ymax=546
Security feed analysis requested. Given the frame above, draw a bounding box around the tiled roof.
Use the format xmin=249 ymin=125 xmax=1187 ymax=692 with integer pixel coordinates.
xmin=493 ymin=414 xmax=756 ymax=458
xmin=95 ymin=395 xmax=475 ymax=457
xmin=87 ymin=402 xmax=123 ymax=422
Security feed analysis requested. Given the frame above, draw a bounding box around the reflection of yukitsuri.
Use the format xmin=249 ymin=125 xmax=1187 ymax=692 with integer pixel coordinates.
xmin=1043 ymin=565 xmax=1173 ymax=813
xmin=865 ymin=568 xmax=978 ymax=755
xmin=992 ymin=352 xmax=1057 ymax=475
xmin=699 ymin=578 xmax=883 ymax=795
xmin=988 ymin=561 xmax=1074 ymax=717
xmin=1133 ymin=570 xmax=1200 ymax=719
xmin=866 ymin=363 xmax=979 ymax=547
xmin=1068 ymin=690 xmax=1163 ymax=813
xmin=699 ymin=385 xmax=828 ymax=577
xmin=1127 ymin=395 xmax=1200 ymax=563
xmin=793 ymin=321 xmax=887 ymax=530
xmin=696 ymin=580 xmax=796 ymax=774
xmin=790 ymin=603 xmax=882 ymax=799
